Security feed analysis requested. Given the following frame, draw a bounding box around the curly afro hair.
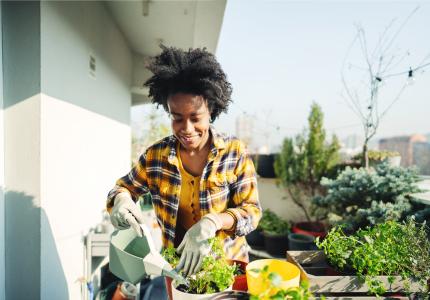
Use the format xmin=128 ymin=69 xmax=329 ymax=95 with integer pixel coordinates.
xmin=144 ymin=45 xmax=233 ymax=122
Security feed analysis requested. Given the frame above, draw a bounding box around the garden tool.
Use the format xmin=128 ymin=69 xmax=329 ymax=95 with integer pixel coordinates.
xmin=110 ymin=223 xmax=188 ymax=286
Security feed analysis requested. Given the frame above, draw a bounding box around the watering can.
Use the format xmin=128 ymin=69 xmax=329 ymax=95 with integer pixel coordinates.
xmin=110 ymin=223 xmax=187 ymax=285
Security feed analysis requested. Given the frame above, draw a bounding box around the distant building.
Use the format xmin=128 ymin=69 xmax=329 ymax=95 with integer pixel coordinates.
xmin=413 ymin=142 xmax=430 ymax=175
xmin=236 ymin=114 xmax=256 ymax=152
xmin=379 ymin=134 xmax=427 ymax=167
xmin=342 ymin=134 xmax=363 ymax=150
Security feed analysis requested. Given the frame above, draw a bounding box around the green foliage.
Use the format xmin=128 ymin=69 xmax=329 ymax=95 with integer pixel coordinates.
xmin=368 ymin=150 xmax=400 ymax=161
xmin=354 ymin=150 xmax=400 ymax=162
xmin=249 ymin=266 xmax=317 ymax=300
xmin=313 ymin=162 xmax=421 ymax=230
xmin=274 ymin=103 xmax=340 ymax=221
xmin=162 ymin=238 xmax=235 ymax=294
xmin=161 ymin=246 xmax=180 ymax=268
xmin=316 ymin=218 xmax=430 ymax=296
xmin=258 ymin=209 xmax=290 ymax=236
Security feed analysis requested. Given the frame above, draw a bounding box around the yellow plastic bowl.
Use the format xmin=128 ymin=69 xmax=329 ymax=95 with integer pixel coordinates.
xmin=246 ymin=259 xmax=300 ymax=296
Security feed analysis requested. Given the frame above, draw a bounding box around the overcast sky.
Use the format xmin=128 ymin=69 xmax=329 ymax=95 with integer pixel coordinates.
xmin=133 ymin=1 xmax=430 ymax=151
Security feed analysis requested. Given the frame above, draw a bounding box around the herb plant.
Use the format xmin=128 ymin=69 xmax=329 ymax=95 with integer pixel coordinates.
xmin=259 ymin=209 xmax=290 ymax=236
xmin=316 ymin=218 xmax=430 ymax=296
xmin=162 ymin=237 xmax=235 ymax=294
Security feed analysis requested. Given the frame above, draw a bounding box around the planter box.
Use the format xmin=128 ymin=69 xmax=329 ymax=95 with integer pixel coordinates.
xmin=286 ymin=250 xmax=423 ymax=294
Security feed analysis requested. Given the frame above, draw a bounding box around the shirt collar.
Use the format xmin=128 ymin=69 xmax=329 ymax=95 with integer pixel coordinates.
xmin=165 ymin=126 xmax=225 ymax=165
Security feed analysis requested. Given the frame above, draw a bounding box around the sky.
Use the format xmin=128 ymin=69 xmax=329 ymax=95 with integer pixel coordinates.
xmin=133 ymin=1 xmax=430 ymax=152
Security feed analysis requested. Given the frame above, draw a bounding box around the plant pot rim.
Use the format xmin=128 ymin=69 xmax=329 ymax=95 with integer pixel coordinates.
xmin=171 ymin=279 xmax=232 ymax=296
xmin=262 ymin=231 xmax=289 ymax=237
xmin=288 ymin=232 xmax=315 ymax=242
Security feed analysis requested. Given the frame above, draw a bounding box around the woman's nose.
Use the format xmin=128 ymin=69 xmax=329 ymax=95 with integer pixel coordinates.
xmin=182 ymin=119 xmax=194 ymax=133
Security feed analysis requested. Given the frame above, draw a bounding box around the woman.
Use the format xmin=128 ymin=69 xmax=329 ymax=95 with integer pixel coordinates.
xmin=107 ymin=45 xmax=261 ymax=277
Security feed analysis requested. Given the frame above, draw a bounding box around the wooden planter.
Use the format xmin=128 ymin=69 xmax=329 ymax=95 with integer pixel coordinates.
xmin=287 ymin=250 xmax=423 ymax=295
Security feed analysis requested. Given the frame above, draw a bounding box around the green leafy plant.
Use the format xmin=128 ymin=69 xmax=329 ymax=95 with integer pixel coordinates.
xmin=274 ymin=102 xmax=340 ymax=221
xmin=258 ymin=209 xmax=290 ymax=236
xmin=162 ymin=238 xmax=235 ymax=294
xmin=316 ymin=218 xmax=430 ymax=296
xmin=248 ymin=265 xmax=317 ymax=300
xmin=368 ymin=150 xmax=400 ymax=161
xmin=313 ymin=162 xmax=422 ymax=231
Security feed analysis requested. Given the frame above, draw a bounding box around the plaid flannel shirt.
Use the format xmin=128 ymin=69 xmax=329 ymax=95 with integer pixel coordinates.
xmin=107 ymin=127 xmax=261 ymax=261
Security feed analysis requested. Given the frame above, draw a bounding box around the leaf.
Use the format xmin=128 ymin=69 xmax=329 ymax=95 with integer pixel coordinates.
xmin=268 ymin=272 xmax=282 ymax=287
xmin=249 ymin=268 xmax=261 ymax=274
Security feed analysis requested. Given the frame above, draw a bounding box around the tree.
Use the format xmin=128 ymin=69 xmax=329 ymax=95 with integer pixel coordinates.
xmin=132 ymin=106 xmax=170 ymax=164
xmin=341 ymin=7 xmax=430 ymax=168
xmin=274 ymin=102 xmax=340 ymax=221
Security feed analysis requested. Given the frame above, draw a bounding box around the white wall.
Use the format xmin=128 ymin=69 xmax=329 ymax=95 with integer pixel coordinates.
xmin=257 ymin=178 xmax=307 ymax=222
xmin=39 ymin=2 xmax=132 ymax=299
xmin=40 ymin=95 xmax=130 ymax=299
xmin=2 ymin=1 xmax=133 ymax=299
xmin=0 ymin=3 xmax=5 ymax=298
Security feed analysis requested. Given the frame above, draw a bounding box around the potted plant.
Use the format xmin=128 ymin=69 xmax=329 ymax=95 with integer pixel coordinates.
xmin=315 ymin=218 xmax=430 ymax=296
xmin=259 ymin=209 xmax=291 ymax=257
xmin=162 ymin=238 xmax=235 ymax=300
xmin=274 ymin=103 xmax=340 ymax=237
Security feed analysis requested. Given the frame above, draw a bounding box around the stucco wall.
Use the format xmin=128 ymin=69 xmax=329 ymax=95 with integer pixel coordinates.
xmin=2 ymin=1 xmax=133 ymax=299
xmin=257 ymin=178 xmax=307 ymax=223
xmin=0 ymin=2 xmax=5 ymax=299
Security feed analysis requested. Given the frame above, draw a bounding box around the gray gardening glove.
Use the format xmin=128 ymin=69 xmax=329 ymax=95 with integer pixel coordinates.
xmin=176 ymin=213 xmax=223 ymax=277
xmin=110 ymin=193 xmax=145 ymax=237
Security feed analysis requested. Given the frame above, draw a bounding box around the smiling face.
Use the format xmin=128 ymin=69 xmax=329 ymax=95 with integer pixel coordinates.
xmin=167 ymin=93 xmax=211 ymax=152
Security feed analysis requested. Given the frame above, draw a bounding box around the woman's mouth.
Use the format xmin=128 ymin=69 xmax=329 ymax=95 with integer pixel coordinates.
xmin=181 ymin=135 xmax=199 ymax=144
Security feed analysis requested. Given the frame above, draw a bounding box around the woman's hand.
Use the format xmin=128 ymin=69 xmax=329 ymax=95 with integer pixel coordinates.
xmin=110 ymin=193 xmax=145 ymax=237
xmin=175 ymin=213 xmax=222 ymax=276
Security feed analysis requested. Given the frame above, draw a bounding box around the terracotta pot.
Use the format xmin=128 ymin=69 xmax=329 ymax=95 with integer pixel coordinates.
xmin=112 ymin=282 xmax=138 ymax=300
xmin=165 ymin=277 xmax=173 ymax=300
xmin=227 ymin=259 xmax=248 ymax=291
xmin=292 ymin=221 xmax=327 ymax=238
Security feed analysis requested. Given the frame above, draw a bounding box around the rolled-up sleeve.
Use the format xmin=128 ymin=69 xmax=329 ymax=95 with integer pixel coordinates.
xmin=228 ymin=151 xmax=262 ymax=237
xmin=106 ymin=151 xmax=149 ymax=212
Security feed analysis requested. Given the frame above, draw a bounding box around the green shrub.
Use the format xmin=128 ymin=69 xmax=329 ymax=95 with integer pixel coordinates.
xmin=313 ymin=162 xmax=421 ymax=230
xmin=274 ymin=103 xmax=340 ymax=221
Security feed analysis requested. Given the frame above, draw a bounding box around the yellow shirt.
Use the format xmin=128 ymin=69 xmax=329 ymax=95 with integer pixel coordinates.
xmin=174 ymin=145 xmax=202 ymax=246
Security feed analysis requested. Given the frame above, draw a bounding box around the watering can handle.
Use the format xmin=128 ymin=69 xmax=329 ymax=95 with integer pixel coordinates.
xmin=139 ymin=224 xmax=157 ymax=253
